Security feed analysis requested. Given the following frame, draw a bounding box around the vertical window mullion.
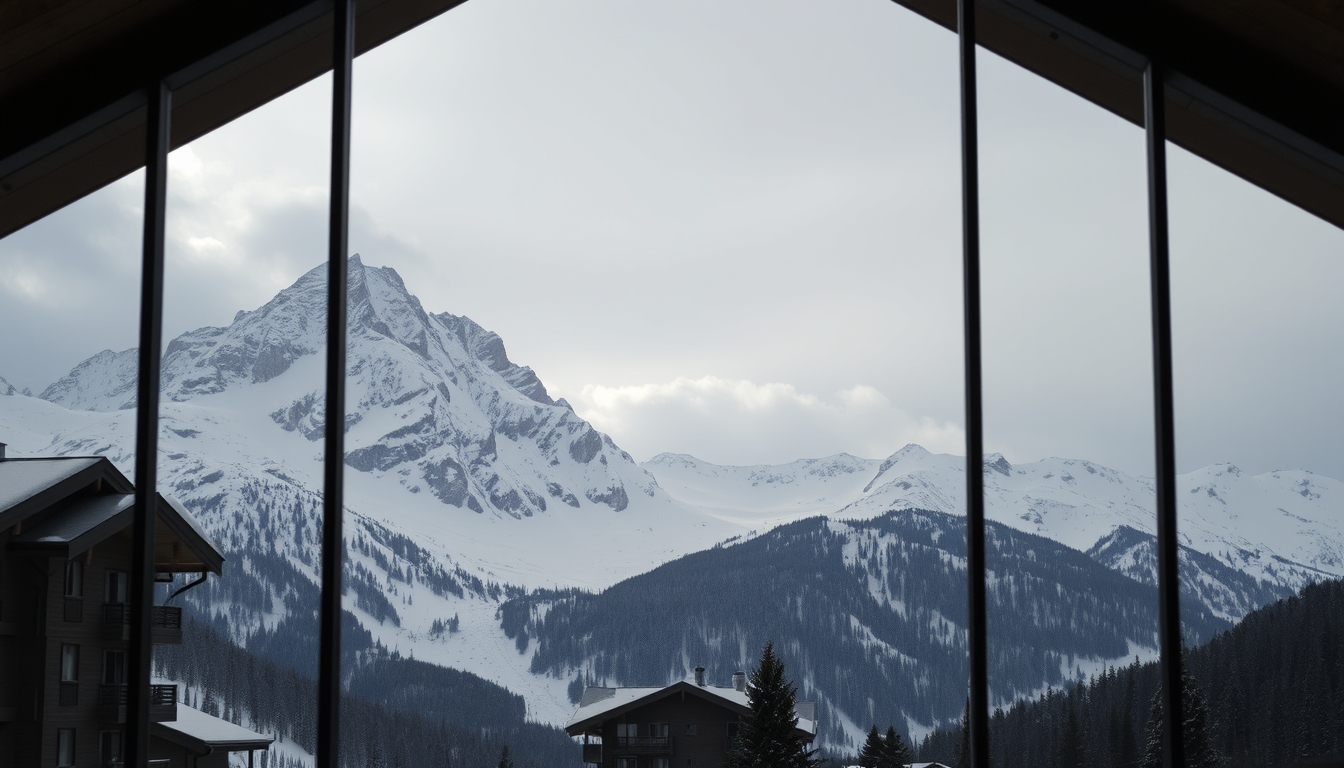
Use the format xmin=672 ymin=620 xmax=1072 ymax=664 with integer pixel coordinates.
xmin=318 ymin=1 xmax=355 ymax=766
xmin=127 ymin=78 xmax=170 ymax=768
xmin=958 ymin=0 xmax=990 ymax=766
xmin=1144 ymin=50 xmax=1187 ymax=768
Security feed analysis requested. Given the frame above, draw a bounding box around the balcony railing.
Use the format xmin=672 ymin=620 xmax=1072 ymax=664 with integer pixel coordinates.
xmin=97 ymin=683 xmax=177 ymax=723
xmin=98 ymin=683 xmax=176 ymax=707
xmin=613 ymin=736 xmax=672 ymax=753
xmin=101 ymin=604 xmax=183 ymax=644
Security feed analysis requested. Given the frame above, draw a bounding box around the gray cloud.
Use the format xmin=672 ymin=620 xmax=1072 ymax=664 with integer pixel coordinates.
xmin=2 ymin=0 xmax=1341 ymax=479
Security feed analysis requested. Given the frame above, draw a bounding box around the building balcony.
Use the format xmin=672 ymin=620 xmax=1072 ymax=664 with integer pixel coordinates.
xmin=101 ymin=604 xmax=183 ymax=644
xmin=613 ymin=736 xmax=672 ymax=754
xmin=97 ymin=683 xmax=177 ymax=723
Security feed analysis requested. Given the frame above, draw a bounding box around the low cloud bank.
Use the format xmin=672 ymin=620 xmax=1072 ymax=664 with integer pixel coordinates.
xmin=569 ymin=375 xmax=964 ymax=466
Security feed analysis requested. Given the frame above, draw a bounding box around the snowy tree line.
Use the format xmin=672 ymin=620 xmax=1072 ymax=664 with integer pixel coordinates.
xmin=154 ymin=616 xmax=579 ymax=767
xmin=914 ymin=578 xmax=1344 ymax=767
xmin=503 ymin=510 xmax=1239 ymax=747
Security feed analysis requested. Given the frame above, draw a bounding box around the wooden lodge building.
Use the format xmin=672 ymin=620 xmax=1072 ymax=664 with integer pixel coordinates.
xmin=0 ymin=444 xmax=273 ymax=767
xmin=566 ymin=666 xmax=818 ymax=768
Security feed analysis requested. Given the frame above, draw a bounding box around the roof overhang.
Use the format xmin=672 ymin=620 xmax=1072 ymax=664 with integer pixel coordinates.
xmin=0 ymin=457 xmax=134 ymax=532
xmin=565 ymin=681 xmax=815 ymax=742
xmin=3 ymin=0 xmax=1340 ymax=237
xmin=887 ymin=0 xmax=1344 ymax=228
xmin=9 ymin=490 xmax=224 ymax=574
xmin=151 ymin=706 xmax=275 ymax=753
xmin=0 ymin=0 xmax=469 ymax=238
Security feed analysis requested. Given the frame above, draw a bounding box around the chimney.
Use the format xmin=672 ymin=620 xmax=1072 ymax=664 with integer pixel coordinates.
xmin=0 ymin=442 xmax=7 ymax=460
xmin=732 ymin=671 xmax=747 ymax=692
xmin=694 ymin=666 xmax=705 ymax=687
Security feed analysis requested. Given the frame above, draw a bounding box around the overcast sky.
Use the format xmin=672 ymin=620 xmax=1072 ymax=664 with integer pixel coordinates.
xmin=2 ymin=0 xmax=1341 ymax=478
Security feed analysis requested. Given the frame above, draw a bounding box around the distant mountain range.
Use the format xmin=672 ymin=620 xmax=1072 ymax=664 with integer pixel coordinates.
xmin=1 ymin=255 xmax=1338 ymax=753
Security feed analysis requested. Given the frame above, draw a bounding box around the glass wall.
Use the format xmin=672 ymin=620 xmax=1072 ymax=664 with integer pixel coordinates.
xmin=341 ymin=0 xmax=964 ymax=763
xmin=145 ymin=73 xmax=333 ymax=768
xmin=0 ymin=168 xmax=145 ymax=768
xmin=974 ymin=39 xmax=1160 ymax=768
xmin=1169 ymin=144 xmax=1344 ymax=767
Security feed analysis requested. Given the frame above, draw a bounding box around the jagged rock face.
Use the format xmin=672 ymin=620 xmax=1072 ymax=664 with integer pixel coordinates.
xmin=0 ymin=374 xmax=17 ymax=396
xmin=39 ymin=255 xmax=655 ymax=518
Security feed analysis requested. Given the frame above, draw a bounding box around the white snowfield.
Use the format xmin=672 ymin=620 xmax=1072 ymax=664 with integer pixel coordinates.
xmin=1 ymin=254 xmax=1339 ymax=743
xmin=645 ymin=445 xmax=1343 ymax=590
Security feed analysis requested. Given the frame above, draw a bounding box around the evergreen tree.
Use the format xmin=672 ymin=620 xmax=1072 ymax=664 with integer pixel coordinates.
xmin=956 ymin=699 xmax=970 ymax=768
xmin=497 ymin=744 xmax=514 ymax=768
xmin=883 ymin=725 xmax=912 ymax=768
xmin=1058 ymin=702 xmax=1084 ymax=768
xmin=859 ymin=726 xmax=884 ymax=768
xmin=1140 ymin=670 xmax=1221 ymax=768
xmin=724 ymin=642 xmax=819 ymax=768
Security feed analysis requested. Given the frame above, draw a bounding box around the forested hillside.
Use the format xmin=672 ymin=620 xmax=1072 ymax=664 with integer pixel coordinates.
xmin=915 ymin=578 xmax=1344 ymax=767
xmin=501 ymin=510 xmax=1243 ymax=748
xmin=154 ymin=617 xmax=579 ymax=768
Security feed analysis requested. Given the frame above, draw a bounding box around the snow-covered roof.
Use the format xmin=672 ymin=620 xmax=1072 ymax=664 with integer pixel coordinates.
xmin=11 ymin=493 xmax=134 ymax=551
xmin=566 ymin=680 xmax=817 ymax=739
xmin=0 ymin=456 xmax=114 ymax=527
xmin=152 ymin=705 xmax=274 ymax=752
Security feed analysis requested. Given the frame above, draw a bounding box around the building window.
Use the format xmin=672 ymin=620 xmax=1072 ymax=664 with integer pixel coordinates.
xmin=100 ymin=730 xmax=123 ymax=766
xmin=59 ymin=644 xmax=79 ymax=706
xmin=685 ymin=722 xmax=697 ymax=736
xmin=653 ymin=760 xmax=669 ymax=768
xmin=615 ymin=759 xmax=635 ymax=768
xmin=105 ymin=570 xmax=127 ymax=603
xmin=57 ymin=728 xmax=75 ymax=767
xmin=103 ymin=650 xmax=126 ymax=685
xmin=60 ymin=644 xmax=79 ymax=682
xmin=649 ymin=722 xmax=669 ymax=738
xmin=616 ymin=723 xmax=638 ymax=739
xmin=64 ymin=559 xmax=83 ymax=598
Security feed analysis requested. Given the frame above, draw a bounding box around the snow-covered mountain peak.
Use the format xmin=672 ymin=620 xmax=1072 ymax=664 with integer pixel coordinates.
xmin=0 ymin=375 xmax=17 ymax=396
xmin=34 ymin=256 xmax=659 ymax=521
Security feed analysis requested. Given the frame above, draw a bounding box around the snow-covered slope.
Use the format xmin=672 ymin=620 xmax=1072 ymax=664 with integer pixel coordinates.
xmin=645 ymin=445 xmax=1343 ymax=592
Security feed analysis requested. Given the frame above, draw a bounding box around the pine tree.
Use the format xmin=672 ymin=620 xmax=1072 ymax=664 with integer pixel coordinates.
xmin=1058 ymin=702 xmax=1084 ymax=768
xmin=496 ymin=743 xmax=514 ymax=768
xmin=1141 ymin=670 xmax=1222 ymax=768
xmin=724 ymin=642 xmax=819 ymax=768
xmin=883 ymin=725 xmax=912 ymax=768
xmin=956 ymin=699 xmax=970 ymax=768
xmin=859 ymin=726 xmax=884 ymax=768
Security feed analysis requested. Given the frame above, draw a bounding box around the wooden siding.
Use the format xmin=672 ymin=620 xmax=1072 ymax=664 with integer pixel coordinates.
xmin=597 ymin=691 xmax=745 ymax=768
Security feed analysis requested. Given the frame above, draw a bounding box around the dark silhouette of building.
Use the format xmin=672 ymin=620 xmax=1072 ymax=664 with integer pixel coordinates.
xmin=566 ymin=667 xmax=817 ymax=768
xmin=0 ymin=445 xmax=271 ymax=767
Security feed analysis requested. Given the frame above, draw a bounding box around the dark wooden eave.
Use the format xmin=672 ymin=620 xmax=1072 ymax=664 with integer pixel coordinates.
xmin=0 ymin=0 xmax=469 ymax=237
xmin=889 ymin=0 xmax=1344 ymax=228
xmin=1 ymin=0 xmax=1341 ymax=237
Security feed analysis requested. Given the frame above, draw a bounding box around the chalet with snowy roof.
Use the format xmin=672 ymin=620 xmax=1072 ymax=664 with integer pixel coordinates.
xmin=0 ymin=445 xmax=273 ymax=767
xmin=566 ymin=666 xmax=817 ymax=768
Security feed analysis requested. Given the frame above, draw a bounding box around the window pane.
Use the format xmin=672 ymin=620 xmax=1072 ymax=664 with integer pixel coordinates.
xmin=1169 ymin=143 xmax=1344 ymax=767
xmin=60 ymin=644 xmax=79 ymax=682
xmin=64 ymin=560 xmax=82 ymax=598
xmin=976 ymin=34 xmax=1157 ymax=768
xmin=148 ymin=66 xmax=331 ymax=758
xmin=57 ymin=728 xmax=75 ymax=766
